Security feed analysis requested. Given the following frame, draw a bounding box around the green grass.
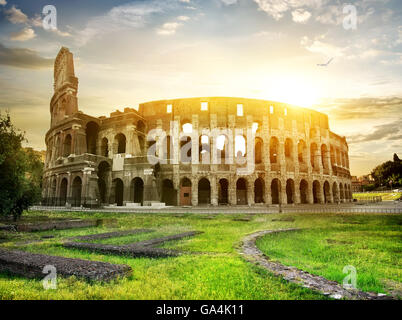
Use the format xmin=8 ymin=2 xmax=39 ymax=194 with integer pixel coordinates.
xmin=256 ymin=214 xmax=402 ymax=296
xmin=353 ymin=192 xmax=402 ymax=201
xmin=0 ymin=210 xmax=400 ymax=300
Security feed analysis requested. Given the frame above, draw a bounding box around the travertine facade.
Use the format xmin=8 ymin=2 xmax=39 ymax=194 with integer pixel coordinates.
xmin=42 ymin=47 xmax=352 ymax=208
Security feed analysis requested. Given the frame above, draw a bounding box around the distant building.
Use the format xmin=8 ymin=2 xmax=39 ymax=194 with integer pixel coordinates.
xmin=351 ymin=175 xmax=374 ymax=192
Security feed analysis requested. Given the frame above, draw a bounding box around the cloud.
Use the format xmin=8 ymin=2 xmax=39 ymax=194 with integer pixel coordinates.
xmin=253 ymin=0 xmax=324 ymax=20
xmin=4 ymin=5 xmax=28 ymax=24
xmin=9 ymin=27 xmax=36 ymax=41
xmin=301 ymin=36 xmax=344 ymax=57
xmin=0 ymin=0 xmax=7 ymax=6
xmin=349 ymin=119 xmax=402 ymax=143
xmin=156 ymin=22 xmax=182 ymax=35
xmin=0 ymin=43 xmax=53 ymax=69
xmin=177 ymin=15 xmax=190 ymax=21
xmin=291 ymin=9 xmax=311 ymax=23
xmin=221 ymin=0 xmax=238 ymax=5
xmin=76 ymin=0 xmax=179 ymax=45
xmin=317 ymin=97 xmax=402 ymax=121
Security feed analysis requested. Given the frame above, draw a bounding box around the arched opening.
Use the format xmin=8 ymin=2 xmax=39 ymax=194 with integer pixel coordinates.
xmin=162 ymin=179 xmax=177 ymax=206
xmin=236 ymin=178 xmax=247 ymax=205
xmin=218 ymin=178 xmax=229 ymax=204
xmin=63 ymin=134 xmax=72 ymax=157
xmin=98 ymin=161 xmax=111 ymax=204
xmin=216 ymin=134 xmax=229 ymax=164
xmin=51 ymin=179 xmax=56 ymax=205
xmin=323 ymin=181 xmax=331 ymax=203
xmin=198 ymin=178 xmax=211 ymax=205
xmin=72 ymin=176 xmax=82 ymax=207
xmin=300 ymin=179 xmax=308 ymax=204
xmin=255 ymin=138 xmax=263 ymax=164
xmin=298 ymin=140 xmax=306 ymax=163
xmin=86 ymin=122 xmax=99 ymax=155
xmin=286 ymin=179 xmax=295 ymax=204
xmin=321 ymin=144 xmax=329 ymax=170
xmin=332 ymin=182 xmax=339 ymax=203
xmin=180 ymin=178 xmax=192 ymax=206
xmin=271 ymin=178 xmax=280 ymax=204
xmin=270 ymin=137 xmax=279 ymax=164
xmin=115 ymin=133 xmax=126 ymax=154
xmin=254 ymin=178 xmax=264 ymax=204
xmin=235 ymin=135 xmax=246 ymax=164
xmin=313 ymin=180 xmax=321 ymax=204
xmin=101 ymin=138 xmax=109 ymax=157
xmin=112 ymin=178 xmax=124 ymax=206
xmin=285 ymin=138 xmax=293 ymax=160
xmin=59 ymin=178 xmax=68 ymax=206
xmin=199 ymin=135 xmax=210 ymax=164
xmin=344 ymin=183 xmax=348 ymax=200
xmin=132 ymin=177 xmax=144 ymax=205
xmin=310 ymin=143 xmax=319 ymax=170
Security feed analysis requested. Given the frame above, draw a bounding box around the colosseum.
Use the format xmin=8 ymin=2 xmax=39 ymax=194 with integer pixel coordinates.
xmin=42 ymin=47 xmax=352 ymax=208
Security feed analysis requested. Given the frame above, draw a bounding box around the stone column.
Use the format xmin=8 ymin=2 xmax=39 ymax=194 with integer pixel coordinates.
xmin=265 ymin=176 xmax=272 ymax=205
xmin=210 ymin=175 xmax=218 ymax=206
xmin=247 ymin=177 xmax=254 ymax=206
xmin=191 ymin=177 xmax=198 ymax=206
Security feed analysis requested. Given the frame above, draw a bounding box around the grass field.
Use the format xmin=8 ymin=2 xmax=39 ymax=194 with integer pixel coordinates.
xmin=0 ymin=210 xmax=400 ymax=300
xmin=353 ymin=192 xmax=402 ymax=201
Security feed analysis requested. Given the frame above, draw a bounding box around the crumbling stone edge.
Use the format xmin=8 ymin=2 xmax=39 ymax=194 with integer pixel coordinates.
xmin=238 ymin=228 xmax=396 ymax=300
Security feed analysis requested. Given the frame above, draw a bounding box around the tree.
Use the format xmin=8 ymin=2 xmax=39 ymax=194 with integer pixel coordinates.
xmin=0 ymin=112 xmax=42 ymax=220
xmin=371 ymin=153 xmax=402 ymax=189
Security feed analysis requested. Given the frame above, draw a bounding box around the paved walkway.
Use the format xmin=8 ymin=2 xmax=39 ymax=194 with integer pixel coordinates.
xmin=30 ymin=202 xmax=402 ymax=214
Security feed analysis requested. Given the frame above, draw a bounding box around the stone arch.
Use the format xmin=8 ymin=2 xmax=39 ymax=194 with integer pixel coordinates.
xmin=86 ymin=121 xmax=99 ymax=155
xmin=286 ymin=179 xmax=295 ymax=204
xmin=180 ymin=177 xmax=192 ymax=206
xmin=310 ymin=142 xmax=318 ymax=170
xmin=216 ymin=134 xmax=229 ymax=164
xmin=72 ymin=176 xmax=82 ymax=207
xmin=300 ymin=179 xmax=309 ymax=204
xmin=330 ymin=145 xmax=336 ymax=166
xmin=63 ymin=134 xmax=72 ymax=157
xmin=101 ymin=137 xmax=109 ymax=157
xmin=312 ymin=180 xmax=321 ymax=204
xmin=284 ymin=138 xmax=293 ymax=160
xmin=254 ymin=177 xmax=264 ymax=203
xmin=218 ymin=178 xmax=229 ymax=204
xmin=271 ymin=178 xmax=281 ymax=204
xmin=130 ymin=177 xmax=144 ymax=205
xmin=112 ymin=178 xmax=124 ymax=206
xmin=198 ymin=178 xmax=211 ymax=205
xmin=323 ymin=180 xmax=331 ymax=203
xmin=298 ymin=140 xmax=306 ymax=163
xmin=236 ymin=178 xmax=248 ymax=205
xmin=255 ymin=137 xmax=263 ymax=164
xmin=162 ymin=179 xmax=177 ymax=206
xmin=235 ymin=135 xmax=246 ymax=164
xmin=270 ymin=137 xmax=279 ymax=164
xmin=115 ymin=133 xmax=126 ymax=154
xmin=59 ymin=178 xmax=68 ymax=206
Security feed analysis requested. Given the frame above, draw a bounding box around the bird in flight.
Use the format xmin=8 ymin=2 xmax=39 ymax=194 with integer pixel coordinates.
xmin=317 ymin=57 xmax=334 ymax=67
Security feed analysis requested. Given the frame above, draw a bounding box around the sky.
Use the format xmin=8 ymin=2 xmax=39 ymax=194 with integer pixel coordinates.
xmin=0 ymin=0 xmax=401 ymax=176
